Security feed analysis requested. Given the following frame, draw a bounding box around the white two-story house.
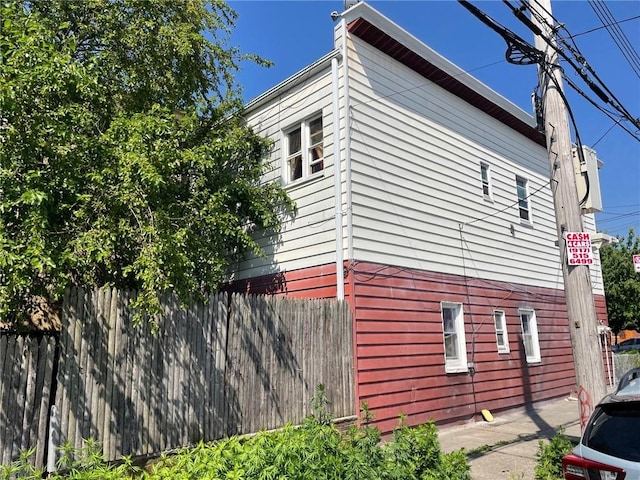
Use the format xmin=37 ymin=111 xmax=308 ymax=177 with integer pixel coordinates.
xmin=228 ymin=2 xmax=609 ymax=432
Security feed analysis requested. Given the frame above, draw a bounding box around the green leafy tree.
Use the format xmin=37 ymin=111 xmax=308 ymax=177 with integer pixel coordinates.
xmin=600 ymin=228 xmax=640 ymax=333
xmin=0 ymin=0 xmax=293 ymax=325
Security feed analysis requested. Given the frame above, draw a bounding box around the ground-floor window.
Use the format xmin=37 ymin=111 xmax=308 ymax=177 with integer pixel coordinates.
xmin=441 ymin=302 xmax=468 ymax=373
xmin=494 ymin=310 xmax=510 ymax=353
xmin=519 ymin=308 xmax=541 ymax=363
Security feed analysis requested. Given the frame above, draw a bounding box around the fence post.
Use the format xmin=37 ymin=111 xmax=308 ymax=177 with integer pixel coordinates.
xmin=46 ymin=405 xmax=59 ymax=474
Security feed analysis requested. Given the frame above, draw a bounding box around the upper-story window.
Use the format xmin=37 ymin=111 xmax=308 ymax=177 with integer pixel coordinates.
xmin=480 ymin=162 xmax=492 ymax=200
xmin=516 ymin=175 xmax=531 ymax=223
xmin=285 ymin=115 xmax=324 ymax=184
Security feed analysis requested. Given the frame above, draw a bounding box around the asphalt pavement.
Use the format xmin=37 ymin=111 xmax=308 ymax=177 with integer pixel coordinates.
xmin=437 ymin=396 xmax=582 ymax=480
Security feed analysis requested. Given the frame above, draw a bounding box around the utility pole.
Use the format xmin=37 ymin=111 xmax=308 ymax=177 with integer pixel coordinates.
xmin=531 ymin=0 xmax=606 ymax=429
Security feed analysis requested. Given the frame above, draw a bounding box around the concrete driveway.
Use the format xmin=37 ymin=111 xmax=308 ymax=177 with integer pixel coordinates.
xmin=438 ymin=397 xmax=581 ymax=480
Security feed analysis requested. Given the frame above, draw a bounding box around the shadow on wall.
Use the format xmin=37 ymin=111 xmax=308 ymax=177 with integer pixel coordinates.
xmin=519 ymin=335 xmax=554 ymax=439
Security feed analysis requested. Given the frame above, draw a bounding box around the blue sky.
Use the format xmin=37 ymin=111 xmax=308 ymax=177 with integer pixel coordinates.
xmin=228 ymin=0 xmax=640 ymax=239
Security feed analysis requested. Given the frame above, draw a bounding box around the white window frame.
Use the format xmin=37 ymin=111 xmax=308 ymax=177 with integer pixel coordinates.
xmin=441 ymin=302 xmax=468 ymax=373
xmin=480 ymin=162 xmax=493 ymax=201
xmin=519 ymin=308 xmax=541 ymax=363
xmin=493 ymin=310 xmax=510 ymax=354
xmin=516 ymin=175 xmax=532 ymax=224
xmin=283 ymin=115 xmax=324 ymax=184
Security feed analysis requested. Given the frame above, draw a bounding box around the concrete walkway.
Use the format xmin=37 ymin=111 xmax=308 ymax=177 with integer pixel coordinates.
xmin=438 ymin=397 xmax=581 ymax=480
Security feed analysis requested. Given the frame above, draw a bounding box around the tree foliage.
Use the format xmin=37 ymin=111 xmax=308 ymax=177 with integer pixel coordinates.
xmin=0 ymin=0 xmax=293 ymax=325
xmin=600 ymin=229 xmax=640 ymax=333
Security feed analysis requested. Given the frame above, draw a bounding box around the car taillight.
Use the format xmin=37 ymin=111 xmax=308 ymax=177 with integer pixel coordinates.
xmin=562 ymin=453 xmax=626 ymax=480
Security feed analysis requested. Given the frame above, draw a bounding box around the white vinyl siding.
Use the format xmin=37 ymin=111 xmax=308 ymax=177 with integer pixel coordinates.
xmin=441 ymin=302 xmax=467 ymax=373
xmin=234 ymin=65 xmax=342 ymax=280
xmin=233 ymin=15 xmax=606 ymax=298
xmin=519 ymin=308 xmax=541 ymax=363
xmin=346 ymin=33 xmax=567 ymax=291
xmin=494 ymin=310 xmax=509 ymax=353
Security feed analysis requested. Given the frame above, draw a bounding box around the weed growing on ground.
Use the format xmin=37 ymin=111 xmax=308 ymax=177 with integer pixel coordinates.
xmin=2 ymin=389 xmax=470 ymax=480
xmin=534 ymin=427 xmax=577 ymax=480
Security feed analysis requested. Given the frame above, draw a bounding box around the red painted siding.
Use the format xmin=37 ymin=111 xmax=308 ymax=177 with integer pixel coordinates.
xmin=231 ymin=261 xmax=609 ymax=433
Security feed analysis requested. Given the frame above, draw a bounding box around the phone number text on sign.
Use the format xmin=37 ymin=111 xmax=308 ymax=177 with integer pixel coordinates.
xmin=565 ymin=232 xmax=594 ymax=266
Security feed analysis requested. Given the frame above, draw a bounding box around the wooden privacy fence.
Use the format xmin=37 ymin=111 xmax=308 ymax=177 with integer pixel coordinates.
xmin=0 ymin=288 xmax=354 ymax=468
xmin=0 ymin=334 xmax=56 ymax=468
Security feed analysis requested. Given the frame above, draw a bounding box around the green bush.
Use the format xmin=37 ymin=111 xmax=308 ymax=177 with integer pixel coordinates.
xmin=0 ymin=439 xmax=141 ymax=480
xmin=2 ymin=417 xmax=470 ymax=480
xmin=534 ymin=428 xmax=576 ymax=480
xmin=146 ymin=416 xmax=469 ymax=480
xmin=382 ymin=420 xmax=469 ymax=480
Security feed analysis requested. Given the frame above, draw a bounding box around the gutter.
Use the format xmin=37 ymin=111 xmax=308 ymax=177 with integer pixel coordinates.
xmin=244 ymin=50 xmax=342 ymax=115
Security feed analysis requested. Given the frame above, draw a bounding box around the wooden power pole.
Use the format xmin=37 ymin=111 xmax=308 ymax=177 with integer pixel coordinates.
xmin=531 ymin=0 xmax=606 ymax=429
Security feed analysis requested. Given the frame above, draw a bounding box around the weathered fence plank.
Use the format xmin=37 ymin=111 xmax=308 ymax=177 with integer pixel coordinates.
xmin=3 ymin=289 xmax=354 ymax=470
xmin=36 ymin=337 xmax=56 ymax=467
xmin=0 ymin=334 xmax=56 ymax=468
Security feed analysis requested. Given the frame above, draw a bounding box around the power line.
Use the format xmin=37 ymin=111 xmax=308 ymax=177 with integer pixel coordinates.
xmin=561 ymin=74 xmax=640 ymax=142
xmin=596 ymin=210 xmax=640 ymax=224
xmin=571 ymin=15 xmax=640 ymax=38
xmin=349 ymin=59 xmax=506 ymax=109
xmin=587 ymin=0 xmax=640 ymax=79
xmin=457 ymin=1 xmax=590 ymax=165
xmin=462 ymin=181 xmax=550 ymax=228
xmin=591 ymin=120 xmax=621 ymax=148
xmin=600 ymin=204 xmax=640 ymax=209
xmin=513 ymin=0 xmax=640 ymax=138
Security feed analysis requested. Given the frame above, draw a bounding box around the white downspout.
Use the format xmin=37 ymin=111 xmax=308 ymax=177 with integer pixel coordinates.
xmin=342 ymin=19 xmax=353 ymax=262
xmin=332 ymin=55 xmax=344 ymax=300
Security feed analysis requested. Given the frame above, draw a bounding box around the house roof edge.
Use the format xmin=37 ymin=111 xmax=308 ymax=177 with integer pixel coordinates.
xmin=244 ymin=49 xmax=341 ymax=115
xmin=342 ymin=2 xmax=545 ymax=146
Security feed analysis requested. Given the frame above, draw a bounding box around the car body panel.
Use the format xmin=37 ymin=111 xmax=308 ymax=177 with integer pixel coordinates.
xmin=571 ymin=444 xmax=640 ymax=478
xmin=564 ymin=369 xmax=640 ymax=479
xmin=612 ymin=338 xmax=640 ymax=352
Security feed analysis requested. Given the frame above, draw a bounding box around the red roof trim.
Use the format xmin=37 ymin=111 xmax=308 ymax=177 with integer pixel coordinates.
xmin=347 ymin=18 xmax=546 ymax=147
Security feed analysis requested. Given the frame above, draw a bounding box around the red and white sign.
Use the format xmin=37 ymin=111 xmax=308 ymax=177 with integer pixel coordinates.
xmin=634 ymin=254 xmax=640 ymax=273
xmin=564 ymin=232 xmax=594 ymax=266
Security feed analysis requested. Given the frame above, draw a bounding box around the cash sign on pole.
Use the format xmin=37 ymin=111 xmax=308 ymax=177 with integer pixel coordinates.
xmin=564 ymin=232 xmax=594 ymax=266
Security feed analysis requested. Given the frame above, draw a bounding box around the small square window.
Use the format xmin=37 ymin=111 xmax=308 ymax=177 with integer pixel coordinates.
xmin=284 ymin=115 xmax=324 ymax=183
xmin=520 ymin=308 xmax=541 ymax=363
xmin=441 ymin=302 xmax=467 ymax=373
xmin=494 ymin=310 xmax=510 ymax=353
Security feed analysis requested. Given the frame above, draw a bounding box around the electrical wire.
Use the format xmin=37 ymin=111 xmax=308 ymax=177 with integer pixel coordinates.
xmin=591 ymin=120 xmax=621 ymax=148
xmin=525 ymin=0 xmax=640 ymax=128
xmin=596 ymin=210 xmax=640 ymax=225
xmin=462 ymin=181 xmax=549 ymax=228
xmin=458 ymin=1 xmax=593 ymax=182
xmin=563 ymin=75 xmax=640 ymax=142
xmin=571 ymin=15 xmax=640 ymax=39
xmin=587 ymin=0 xmax=640 ymax=79
xmin=349 ymin=59 xmax=506 ymax=110
xmin=513 ymin=0 xmax=640 ymax=136
xmin=458 ymin=2 xmax=614 ymax=216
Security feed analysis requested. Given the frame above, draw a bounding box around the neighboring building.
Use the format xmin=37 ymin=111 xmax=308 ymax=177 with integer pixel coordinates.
xmin=616 ymin=329 xmax=640 ymax=343
xmin=229 ymin=2 xmax=609 ymax=432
